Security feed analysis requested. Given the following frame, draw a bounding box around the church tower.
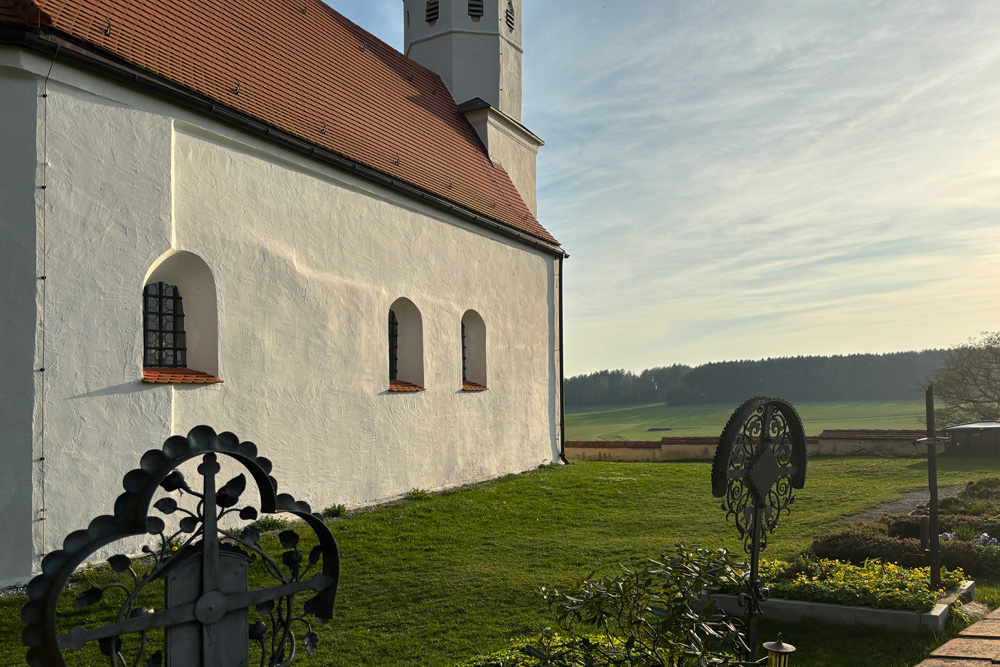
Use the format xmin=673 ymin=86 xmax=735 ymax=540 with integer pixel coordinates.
xmin=403 ymin=0 xmax=523 ymax=120
xmin=402 ymin=0 xmax=543 ymax=216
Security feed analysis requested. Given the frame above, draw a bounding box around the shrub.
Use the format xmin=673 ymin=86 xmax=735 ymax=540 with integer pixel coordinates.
xmin=812 ymin=524 xmax=1000 ymax=578
xmin=979 ymin=515 xmax=1000 ymax=536
xmin=405 ymin=489 xmax=431 ymax=501
xmin=886 ymin=513 xmax=983 ymax=539
xmin=528 ymin=544 xmax=745 ymax=666
xmin=939 ymin=497 xmax=967 ymax=513
xmin=966 ymin=478 xmax=1000 ymax=499
xmin=245 ymin=515 xmax=291 ymax=533
xmin=967 ymin=500 xmax=994 ymax=516
xmin=456 ymin=632 xmax=614 ymax=667
xmin=723 ymin=556 xmax=963 ymax=612
xmin=952 ymin=525 xmax=980 ymax=541
xmin=323 ymin=504 xmax=347 ymax=519
xmin=812 ymin=524 xmax=920 ymax=566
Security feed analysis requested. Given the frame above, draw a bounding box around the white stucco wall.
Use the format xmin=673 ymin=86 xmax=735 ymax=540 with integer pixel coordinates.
xmin=0 ymin=59 xmax=40 ymax=584
xmin=0 ymin=47 xmax=560 ymax=584
xmin=464 ymin=107 xmax=541 ymax=216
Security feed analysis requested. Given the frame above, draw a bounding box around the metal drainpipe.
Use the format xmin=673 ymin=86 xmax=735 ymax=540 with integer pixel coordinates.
xmin=558 ymin=253 xmax=568 ymax=464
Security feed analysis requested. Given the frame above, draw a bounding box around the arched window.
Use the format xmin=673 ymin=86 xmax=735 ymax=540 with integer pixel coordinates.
xmin=468 ymin=0 xmax=484 ymax=18
xmin=388 ymin=297 xmax=424 ymax=391
xmin=142 ymin=250 xmax=221 ymax=384
xmin=426 ymin=0 xmax=439 ymax=23
xmin=505 ymin=1 xmax=515 ymax=31
xmin=461 ymin=310 xmax=487 ymax=391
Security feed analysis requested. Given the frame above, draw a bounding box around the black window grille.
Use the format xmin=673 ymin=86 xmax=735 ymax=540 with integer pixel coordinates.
xmin=505 ymin=2 xmax=515 ymax=30
xmin=389 ymin=309 xmax=399 ymax=381
xmin=461 ymin=321 xmax=468 ymax=381
xmin=426 ymin=0 xmax=439 ymax=23
xmin=143 ymin=282 xmax=187 ymax=368
xmin=468 ymin=0 xmax=484 ymax=17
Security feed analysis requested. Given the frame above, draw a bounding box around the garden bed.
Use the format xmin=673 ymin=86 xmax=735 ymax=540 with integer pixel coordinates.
xmin=710 ymin=580 xmax=974 ymax=633
xmin=813 ymin=478 xmax=1000 ymax=579
xmin=711 ymin=557 xmax=972 ymax=633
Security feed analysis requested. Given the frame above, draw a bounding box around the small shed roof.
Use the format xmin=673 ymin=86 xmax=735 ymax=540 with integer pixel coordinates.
xmin=944 ymin=421 xmax=1000 ymax=431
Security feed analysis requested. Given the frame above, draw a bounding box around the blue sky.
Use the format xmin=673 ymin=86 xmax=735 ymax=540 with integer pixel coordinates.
xmin=326 ymin=1 xmax=1000 ymax=375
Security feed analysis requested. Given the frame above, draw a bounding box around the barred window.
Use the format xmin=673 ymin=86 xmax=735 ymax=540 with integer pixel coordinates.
xmin=426 ymin=0 xmax=439 ymax=23
xmin=505 ymin=1 xmax=515 ymax=31
xmin=389 ymin=309 xmax=399 ymax=381
xmin=469 ymin=0 xmax=484 ymax=18
xmin=143 ymin=282 xmax=187 ymax=368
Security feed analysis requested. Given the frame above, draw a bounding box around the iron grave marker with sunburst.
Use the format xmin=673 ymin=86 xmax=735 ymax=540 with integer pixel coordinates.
xmin=711 ymin=397 xmax=806 ymax=662
xmin=21 ymin=425 xmax=340 ymax=667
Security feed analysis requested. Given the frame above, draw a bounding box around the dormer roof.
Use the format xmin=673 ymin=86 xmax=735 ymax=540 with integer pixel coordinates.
xmin=0 ymin=0 xmax=558 ymax=247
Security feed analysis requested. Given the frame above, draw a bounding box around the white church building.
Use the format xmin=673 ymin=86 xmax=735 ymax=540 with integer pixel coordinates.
xmin=0 ymin=0 xmax=565 ymax=585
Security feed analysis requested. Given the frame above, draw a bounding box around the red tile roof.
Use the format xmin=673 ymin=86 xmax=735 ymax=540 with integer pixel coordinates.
xmin=388 ymin=380 xmax=424 ymax=392
xmin=462 ymin=381 xmax=488 ymax=391
xmin=142 ymin=368 xmax=222 ymax=384
xmin=0 ymin=0 xmax=558 ymax=246
xmin=0 ymin=3 xmax=19 ymax=22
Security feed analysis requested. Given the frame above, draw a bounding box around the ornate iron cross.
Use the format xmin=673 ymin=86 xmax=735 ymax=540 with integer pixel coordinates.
xmin=711 ymin=397 xmax=806 ymax=662
xmin=21 ymin=426 xmax=340 ymax=667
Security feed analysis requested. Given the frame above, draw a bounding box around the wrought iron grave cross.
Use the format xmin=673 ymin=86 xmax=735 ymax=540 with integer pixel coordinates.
xmin=21 ymin=426 xmax=340 ymax=667
xmin=711 ymin=397 xmax=806 ymax=662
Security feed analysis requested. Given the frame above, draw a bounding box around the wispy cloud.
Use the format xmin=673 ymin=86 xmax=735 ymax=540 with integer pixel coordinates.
xmin=326 ymin=1 xmax=1000 ymax=374
xmin=524 ymin=1 xmax=1000 ymax=372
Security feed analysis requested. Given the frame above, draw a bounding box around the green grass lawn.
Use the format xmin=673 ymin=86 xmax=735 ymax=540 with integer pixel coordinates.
xmin=566 ymin=400 xmax=928 ymax=440
xmin=1 ymin=455 xmax=995 ymax=666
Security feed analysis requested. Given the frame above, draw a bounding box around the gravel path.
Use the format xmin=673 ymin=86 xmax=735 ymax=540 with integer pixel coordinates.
xmin=843 ymin=485 xmax=964 ymax=523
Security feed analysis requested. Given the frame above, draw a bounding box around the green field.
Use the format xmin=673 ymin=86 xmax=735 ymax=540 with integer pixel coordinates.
xmin=566 ymin=400 xmax=927 ymax=440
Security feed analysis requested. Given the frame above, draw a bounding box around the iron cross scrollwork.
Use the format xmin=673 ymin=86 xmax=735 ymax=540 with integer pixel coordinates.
xmin=21 ymin=426 xmax=340 ymax=667
xmin=711 ymin=397 xmax=806 ymax=663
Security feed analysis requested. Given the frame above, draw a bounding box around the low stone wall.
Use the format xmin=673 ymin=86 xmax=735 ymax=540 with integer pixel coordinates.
xmin=566 ymin=439 xmax=716 ymax=462
xmin=566 ymin=429 xmax=944 ymax=462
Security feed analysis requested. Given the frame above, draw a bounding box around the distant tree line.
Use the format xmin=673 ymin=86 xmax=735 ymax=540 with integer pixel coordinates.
xmin=565 ymin=351 xmax=947 ymax=406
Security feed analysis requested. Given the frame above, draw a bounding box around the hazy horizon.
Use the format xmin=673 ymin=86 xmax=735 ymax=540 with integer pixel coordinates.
xmin=566 ymin=345 xmax=952 ymax=378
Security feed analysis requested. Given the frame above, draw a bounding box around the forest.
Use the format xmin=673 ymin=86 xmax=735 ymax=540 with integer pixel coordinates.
xmin=564 ymin=350 xmax=947 ymax=406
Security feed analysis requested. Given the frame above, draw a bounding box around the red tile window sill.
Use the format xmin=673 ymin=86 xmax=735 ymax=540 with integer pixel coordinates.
xmin=462 ymin=382 xmax=488 ymax=392
xmin=143 ymin=368 xmax=223 ymax=384
xmin=389 ymin=380 xmax=425 ymax=392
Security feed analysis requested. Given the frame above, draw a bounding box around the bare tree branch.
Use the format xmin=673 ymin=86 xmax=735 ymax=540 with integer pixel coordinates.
xmin=931 ymin=332 xmax=1000 ymax=426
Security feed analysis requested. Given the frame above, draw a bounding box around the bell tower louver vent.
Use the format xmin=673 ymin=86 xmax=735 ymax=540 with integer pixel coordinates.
xmin=403 ymin=0 xmax=526 ymax=123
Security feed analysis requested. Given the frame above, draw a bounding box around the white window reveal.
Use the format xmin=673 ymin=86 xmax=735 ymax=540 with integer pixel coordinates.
xmin=388 ymin=297 xmax=425 ymax=392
